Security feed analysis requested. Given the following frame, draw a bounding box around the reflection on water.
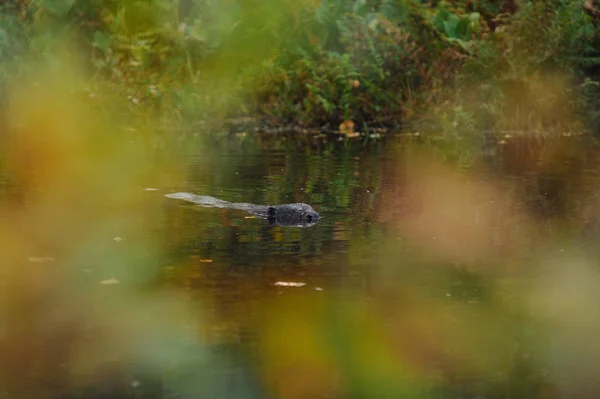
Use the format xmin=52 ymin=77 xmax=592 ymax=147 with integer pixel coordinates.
xmin=4 ymin=121 xmax=600 ymax=398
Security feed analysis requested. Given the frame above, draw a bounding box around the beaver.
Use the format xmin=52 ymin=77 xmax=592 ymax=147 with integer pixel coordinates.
xmin=165 ymin=192 xmax=320 ymax=228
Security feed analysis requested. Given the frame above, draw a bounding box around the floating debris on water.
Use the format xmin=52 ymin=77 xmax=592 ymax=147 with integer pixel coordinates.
xmin=274 ymin=281 xmax=306 ymax=287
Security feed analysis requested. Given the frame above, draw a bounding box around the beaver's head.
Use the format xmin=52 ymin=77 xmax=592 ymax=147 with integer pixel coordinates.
xmin=267 ymin=203 xmax=320 ymax=227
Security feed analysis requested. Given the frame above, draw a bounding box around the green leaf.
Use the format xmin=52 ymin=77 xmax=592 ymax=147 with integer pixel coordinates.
xmin=455 ymin=18 xmax=470 ymax=38
xmin=41 ymin=0 xmax=74 ymax=17
xmin=468 ymin=12 xmax=480 ymax=24
xmin=352 ymin=0 xmax=367 ymax=15
xmin=443 ymin=18 xmax=458 ymax=38
xmin=92 ymin=31 xmax=112 ymax=51
xmin=367 ymin=14 xmax=380 ymax=31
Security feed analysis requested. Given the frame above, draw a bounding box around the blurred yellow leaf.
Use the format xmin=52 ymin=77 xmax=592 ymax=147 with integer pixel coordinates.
xmin=339 ymin=120 xmax=355 ymax=135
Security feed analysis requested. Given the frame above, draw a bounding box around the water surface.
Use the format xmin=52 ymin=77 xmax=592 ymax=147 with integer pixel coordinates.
xmin=3 ymin=132 xmax=600 ymax=398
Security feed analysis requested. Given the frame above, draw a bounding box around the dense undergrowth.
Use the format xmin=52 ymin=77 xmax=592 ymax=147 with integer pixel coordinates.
xmin=1 ymin=0 xmax=600 ymax=136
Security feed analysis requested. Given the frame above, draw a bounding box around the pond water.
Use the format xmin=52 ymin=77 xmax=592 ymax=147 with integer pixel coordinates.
xmin=3 ymin=131 xmax=600 ymax=398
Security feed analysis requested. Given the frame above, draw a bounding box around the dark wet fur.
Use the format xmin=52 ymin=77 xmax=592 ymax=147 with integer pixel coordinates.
xmin=165 ymin=193 xmax=320 ymax=228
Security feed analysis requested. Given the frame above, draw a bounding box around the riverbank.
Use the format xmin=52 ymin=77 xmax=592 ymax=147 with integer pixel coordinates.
xmin=1 ymin=1 xmax=599 ymax=138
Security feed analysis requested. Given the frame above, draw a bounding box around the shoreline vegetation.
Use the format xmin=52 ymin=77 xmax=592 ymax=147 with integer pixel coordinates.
xmin=1 ymin=0 xmax=600 ymax=139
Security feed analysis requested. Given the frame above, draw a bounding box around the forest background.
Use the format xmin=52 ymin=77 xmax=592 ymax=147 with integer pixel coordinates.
xmin=1 ymin=0 xmax=600 ymax=138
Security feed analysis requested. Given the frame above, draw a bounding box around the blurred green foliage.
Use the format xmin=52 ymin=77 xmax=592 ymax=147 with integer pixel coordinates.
xmin=7 ymin=2 xmax=600 ymax=399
